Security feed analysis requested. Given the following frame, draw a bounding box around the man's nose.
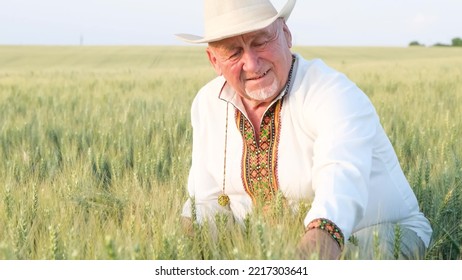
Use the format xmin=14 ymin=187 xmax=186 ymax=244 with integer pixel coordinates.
xmin=241 ymin=48 xmax=260 ymax=73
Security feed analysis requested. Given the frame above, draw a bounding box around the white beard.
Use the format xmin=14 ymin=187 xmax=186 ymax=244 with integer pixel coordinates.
xmin=245 ymin=79 xmax=279 ymax=101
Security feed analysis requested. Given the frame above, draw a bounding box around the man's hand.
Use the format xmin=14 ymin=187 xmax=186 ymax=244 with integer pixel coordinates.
xmin=297 ymin=228 xmax=342 ymax=259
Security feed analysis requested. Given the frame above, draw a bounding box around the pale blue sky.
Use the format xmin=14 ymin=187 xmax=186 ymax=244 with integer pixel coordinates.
xmin=0 ymin=0 xmax=461 ymax=46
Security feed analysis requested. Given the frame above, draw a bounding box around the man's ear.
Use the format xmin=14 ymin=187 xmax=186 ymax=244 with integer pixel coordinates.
xmin=206 ymin=47 xmax=222 ymax=75
xmin=282 ymin=21 xmax=293 ymax=49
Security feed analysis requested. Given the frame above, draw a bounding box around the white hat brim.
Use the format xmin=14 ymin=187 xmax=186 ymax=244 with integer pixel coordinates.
xmin=175 ymin=0 xmax=296 ymax=44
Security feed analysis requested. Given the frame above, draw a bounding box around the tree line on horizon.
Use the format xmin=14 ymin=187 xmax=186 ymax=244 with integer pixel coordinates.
xmin=409 ymin=37 xmax=462 ymax=47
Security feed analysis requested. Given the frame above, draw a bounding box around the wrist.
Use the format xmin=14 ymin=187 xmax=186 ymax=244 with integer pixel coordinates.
xmin=306 ymin=218 xmax=345 ymax=251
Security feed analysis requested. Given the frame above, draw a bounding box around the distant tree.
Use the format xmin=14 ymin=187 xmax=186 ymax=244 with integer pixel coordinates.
xmin=409 ymin=41 xmax=424 ymax=47
xmin=433 ymin=42 xmax=450 ymax=47
xmin=452 ymin=37 xmax=462 ymax=47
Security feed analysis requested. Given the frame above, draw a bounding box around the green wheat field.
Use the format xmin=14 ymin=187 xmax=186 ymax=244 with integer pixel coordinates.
xmin=0 ymin=46 xmax=461 ymax=260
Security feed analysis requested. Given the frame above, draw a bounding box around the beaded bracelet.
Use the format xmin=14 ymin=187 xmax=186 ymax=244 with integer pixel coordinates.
xmin=306 ymin=218 xmax=345 ymax=250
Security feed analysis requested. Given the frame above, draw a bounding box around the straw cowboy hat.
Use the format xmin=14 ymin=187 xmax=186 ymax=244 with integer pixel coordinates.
xmin=175 ymin=0 xmax=296 ymax=44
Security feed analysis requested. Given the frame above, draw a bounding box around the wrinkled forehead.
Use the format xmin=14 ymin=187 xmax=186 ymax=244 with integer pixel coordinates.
xmin=208 ymin=19 xmax=281 ymax=50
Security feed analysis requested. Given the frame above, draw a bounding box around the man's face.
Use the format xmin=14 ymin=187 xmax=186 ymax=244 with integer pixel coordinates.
xmin=206 ymin=19 xmax=293 ymax=104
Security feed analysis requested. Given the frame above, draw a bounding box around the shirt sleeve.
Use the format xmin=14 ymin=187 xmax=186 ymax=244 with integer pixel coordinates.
xmin=302 ymin=62 xmax=379 ymax=241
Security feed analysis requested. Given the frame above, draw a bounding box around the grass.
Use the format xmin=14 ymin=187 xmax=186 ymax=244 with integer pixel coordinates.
xmin=0 ymin=45 xmax=461 ymax=259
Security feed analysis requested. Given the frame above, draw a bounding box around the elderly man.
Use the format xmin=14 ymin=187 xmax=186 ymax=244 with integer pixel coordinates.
xmin=176 ymin=0 xmax=432 ymax=259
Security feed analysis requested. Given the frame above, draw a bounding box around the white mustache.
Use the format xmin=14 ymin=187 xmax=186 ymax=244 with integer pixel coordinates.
xmin=246 ymin=69 xmax=270 ymax=80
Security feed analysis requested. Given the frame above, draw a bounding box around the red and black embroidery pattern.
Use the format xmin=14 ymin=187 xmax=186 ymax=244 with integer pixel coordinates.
xmin=236 ymin=100 xmax=283 ymax=204
xmin=306 ymin=218 xmax=345 ymax=250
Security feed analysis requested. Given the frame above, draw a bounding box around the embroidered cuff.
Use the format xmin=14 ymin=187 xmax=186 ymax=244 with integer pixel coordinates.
xmin=306 ymin=218 xmax=345 ymax=250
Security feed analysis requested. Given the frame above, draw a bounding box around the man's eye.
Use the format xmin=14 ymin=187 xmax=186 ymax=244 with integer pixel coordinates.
xmin=228 ymin=50 xmax=242 ymax=60
xmin=255 ymin=41 xmax=268 ymax=49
